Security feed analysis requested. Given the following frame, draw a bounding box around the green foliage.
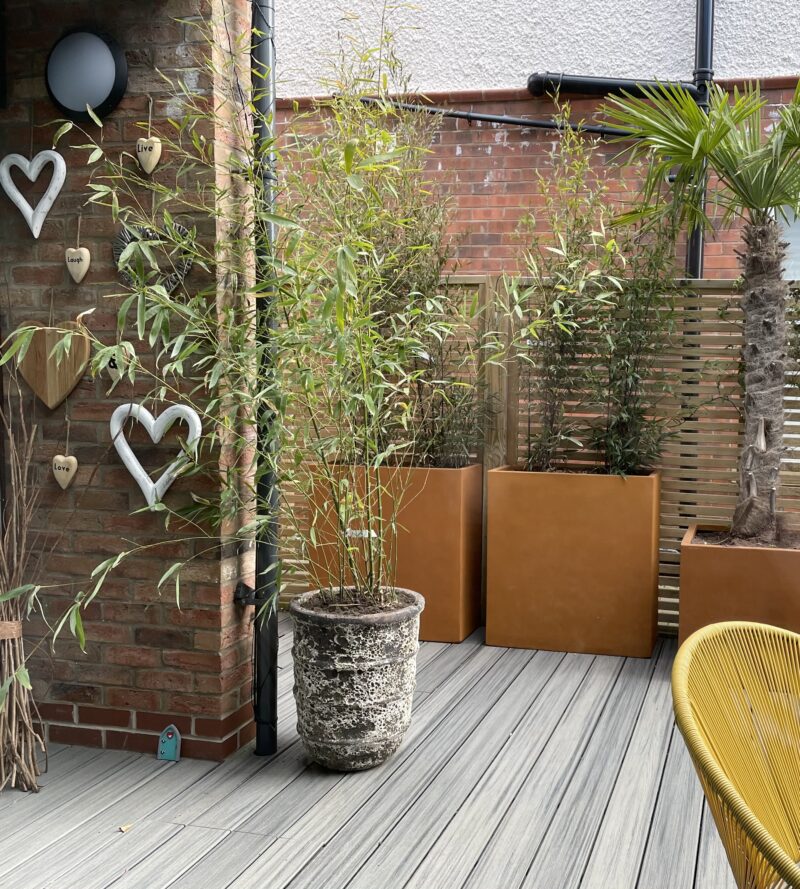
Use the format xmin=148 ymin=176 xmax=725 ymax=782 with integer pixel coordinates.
xmin=14 ymin=9 xmax=493 ymax=620
xmin=512 ymin=109 xmax=681 ymax=475
xmin=277 ymin=33 xmax=488 ymax=602
xmin=602 ymin=81 xmax=800 ymax=229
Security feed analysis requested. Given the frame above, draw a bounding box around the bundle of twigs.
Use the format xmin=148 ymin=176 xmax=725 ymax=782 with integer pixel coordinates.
xmin=0 ymin=380 xmax=44 ymax=792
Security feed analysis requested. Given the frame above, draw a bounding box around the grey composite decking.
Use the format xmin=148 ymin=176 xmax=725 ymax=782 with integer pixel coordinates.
xmin=0 ymin=620 xmax=737 ymax=889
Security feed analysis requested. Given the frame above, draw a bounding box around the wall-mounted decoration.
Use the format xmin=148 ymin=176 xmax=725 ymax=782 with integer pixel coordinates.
xmin=157 ymin=724 xmax=181 ymax=762
xmin=46 ymin=30 xmax=127 ymax=123
xmin=110 ymin=402 xmax=202 ymax=507
xmin=136 ymin=137 xmax=162 ymax=175
xmin=65 ymin=248 xmax=90 ymax=283
xmin=17 ymin=321 xmax=90 ymax=410
xmin=0 ymin=151 xmax=66 ymax=239
xmin=107 ymin=352 xmax=125 ymax=383
xmin=66 ymin=214 xmax=90 ymax=283
xmin=112 ymin=224 xmax=193 ymax=294
xmin=52 ymin=454 xmax=78 ymax=490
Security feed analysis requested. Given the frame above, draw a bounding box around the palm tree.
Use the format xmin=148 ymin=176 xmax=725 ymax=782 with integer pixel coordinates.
xmin=603 ymin=83 xmax=800 ymax=543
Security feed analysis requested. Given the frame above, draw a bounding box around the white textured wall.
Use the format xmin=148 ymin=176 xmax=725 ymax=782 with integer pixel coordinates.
xmin=275 ymin=0 xmax=799 ymax=97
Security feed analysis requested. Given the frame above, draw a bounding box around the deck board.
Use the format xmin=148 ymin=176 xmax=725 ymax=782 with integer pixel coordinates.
xmin=0 ymin=629 xmax=738 ymax=889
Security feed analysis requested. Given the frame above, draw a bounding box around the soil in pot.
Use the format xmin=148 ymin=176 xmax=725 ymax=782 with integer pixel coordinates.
xmin=290 ymin=588 xmax=424 ymax=771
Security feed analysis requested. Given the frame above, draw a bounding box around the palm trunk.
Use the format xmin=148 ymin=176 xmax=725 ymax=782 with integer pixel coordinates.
xmin=731 ymin=217 xmax=788 ymax=542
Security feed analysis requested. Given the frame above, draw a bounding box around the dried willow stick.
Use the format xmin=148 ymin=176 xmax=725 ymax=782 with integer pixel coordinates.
xmin=0 ymin=374 xmax=46 ymax=792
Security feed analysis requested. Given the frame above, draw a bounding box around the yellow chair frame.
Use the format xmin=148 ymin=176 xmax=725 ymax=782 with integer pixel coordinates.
xmin=673 ymin=621 xmax=800 ymax=889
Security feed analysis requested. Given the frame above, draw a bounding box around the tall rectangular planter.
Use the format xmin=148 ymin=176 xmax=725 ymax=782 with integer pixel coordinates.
xmin=679 ymin=524 xmax=800 ymax=642
xmin=308 ymin=465 xmax=483 ymax=643
xmin=485 ymin=468 xmax=660 ymax=657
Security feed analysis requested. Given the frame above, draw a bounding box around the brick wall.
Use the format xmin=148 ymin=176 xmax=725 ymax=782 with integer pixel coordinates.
xmin=0 ymin=0 xmax=256 ymax=760
xmin=278 ymin=78 xmax=800 ymax=278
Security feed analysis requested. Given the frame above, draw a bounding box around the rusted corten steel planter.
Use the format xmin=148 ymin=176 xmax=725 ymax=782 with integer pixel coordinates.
xmin=308 ymin=465 xmax=483 ymax=643
xmin=679 ymin=523 xmax=800 ymax=642
xmin=485 ymin=468 xmax=660 ymax=657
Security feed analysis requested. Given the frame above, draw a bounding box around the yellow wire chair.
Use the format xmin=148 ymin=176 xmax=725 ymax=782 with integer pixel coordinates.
xmin=673 ymin=621 xmax=800 ymax=889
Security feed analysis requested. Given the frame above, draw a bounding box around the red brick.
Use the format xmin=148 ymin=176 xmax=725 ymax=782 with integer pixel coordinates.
xmin=37 ymin=702 xmax=75 ymax=722
xmin=133 ymin=627 xmax=194 ymax=649
xmin=136 ymin=670 xmax=194 ymax=693
xmin=78 ymin=706 xmax=132 ymax=728
xmin=135 ymin=711 xmax=193 ymax=735
xmin=104 ymin=646 xmax=162 ymax=668
xmin=49 ymin=724 xmax=103 ymax=747
xmin=106 ymin=688 xmax=161 ymax=711
xmin=162 ymin=650 xmax=221 ymax=672
xmin=181 ymin=734 xmax=239 ymax=761
xmin=195 ymin=702 xmax=252 ymax=739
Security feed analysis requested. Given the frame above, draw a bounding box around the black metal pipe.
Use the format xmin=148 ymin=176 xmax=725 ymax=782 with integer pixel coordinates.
xmin=252 ymin=0 xmax=279 ymax=758
xmin=359 ymin=96 xmax=632 ymax=139
xmin=528 ymin=72 xmax=700 ymax=101
xmin=685 ymin=0 xmax=714 ymax=278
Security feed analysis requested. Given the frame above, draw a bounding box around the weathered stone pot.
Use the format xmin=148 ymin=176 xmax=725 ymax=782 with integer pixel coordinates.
xmin=289 ymin=588 xmax=425 ymax=771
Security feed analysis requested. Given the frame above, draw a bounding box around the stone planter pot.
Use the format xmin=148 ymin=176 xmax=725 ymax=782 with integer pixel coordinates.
xmin=679 ymin=524 xmax=800 ymax=642
xmin=289 ymin=588 xmax=424 ymax=771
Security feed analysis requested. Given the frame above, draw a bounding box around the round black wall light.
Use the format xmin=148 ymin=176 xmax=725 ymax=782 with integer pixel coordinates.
xmin=45 ymin=30 xmax=128 ymax=122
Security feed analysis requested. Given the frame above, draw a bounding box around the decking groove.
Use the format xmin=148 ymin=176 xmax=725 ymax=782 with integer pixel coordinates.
xmin=0 ymin=631 xmax=739 ymax=889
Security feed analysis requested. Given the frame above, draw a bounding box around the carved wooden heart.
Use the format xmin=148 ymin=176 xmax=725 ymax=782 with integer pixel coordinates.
xmin=136 ymin=137 xmax=163 ymax=175
xmin=17 ymin=322 xmax=90 ymax=410
xmin=65 ymin=247 xmax=91 ymax=284
xmin=52 ymin=455 xmax=78 ymax=490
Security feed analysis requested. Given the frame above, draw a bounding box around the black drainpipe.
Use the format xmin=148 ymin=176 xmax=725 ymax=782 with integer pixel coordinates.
xmin=528 ymin=0 xmax=715 ymax=277
xmin=251 ymin=0 xmax=279 ymax=758
xmin=527 ymin=72 xmax=701 ymax=101
xmin=685 ymin=0 xmax=715 ymax=278
xmin=360 ymin=96 xmax=631 ymax=139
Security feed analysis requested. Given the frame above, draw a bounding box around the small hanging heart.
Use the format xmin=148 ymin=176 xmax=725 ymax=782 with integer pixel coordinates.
xmin=110 ymin=402 xmax=203 ymax=507
xmin=0 ymin=150 xmax=66 ymax=239
xmin=136 ymin=137 xmax=162 ymax=175
xmin=107 ymin=353 xmax=124 ymax=383
xmin=52 ymin=454 xmax=78 ymax=490
xmin=65 ymin=247 xmax=91 ymax=284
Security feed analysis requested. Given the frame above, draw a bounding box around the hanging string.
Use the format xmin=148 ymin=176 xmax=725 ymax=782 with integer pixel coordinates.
xmin=76 ymin=212 xmax=82 ymax=250
xmin=147 ymin=95 xmax=153 ymax=139
xmin=64 ymin=401 xmax=71 ymax=457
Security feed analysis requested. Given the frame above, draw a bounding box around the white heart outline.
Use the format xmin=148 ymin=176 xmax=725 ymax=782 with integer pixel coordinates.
xmin=110 ymin=403 xmax=202 ymax=507
xmin=0 ymin=150 xmax=66 ymax=239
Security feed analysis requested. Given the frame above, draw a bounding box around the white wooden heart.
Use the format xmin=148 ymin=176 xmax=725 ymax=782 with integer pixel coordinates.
xmin=65 ymin=247 xmax=91 ymax=284
xmin=136 ymin=137 xmax=162 ymax=175
xmin=110 ymin=403 xmax=202 ymax=507
xmin=52 ymin=454 xmax=78 ymax=490
xmin=0 ymin=150 xmax=66 ymax=239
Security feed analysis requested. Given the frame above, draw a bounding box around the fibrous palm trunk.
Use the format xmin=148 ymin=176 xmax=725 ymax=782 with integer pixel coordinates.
xmin=731 ymin=218 xmax=788 ymax=542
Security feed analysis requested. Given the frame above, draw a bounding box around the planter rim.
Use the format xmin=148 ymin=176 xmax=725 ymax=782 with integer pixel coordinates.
xmin=488 ymin=465 xmax=659 ymax=480
xmin=289 ymin=588 xmax=425 ymax=627
xmin=682 ymin=523 xmax=800 ymax=555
